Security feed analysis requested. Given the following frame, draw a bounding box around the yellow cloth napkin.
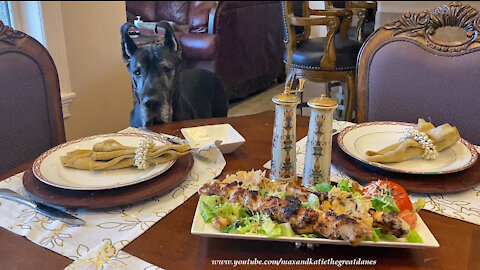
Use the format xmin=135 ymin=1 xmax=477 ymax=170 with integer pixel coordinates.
xmin=365 ymin=119 xmax=460 ymax=163
xmin=61 ymin=139 xmax=191 ymax=170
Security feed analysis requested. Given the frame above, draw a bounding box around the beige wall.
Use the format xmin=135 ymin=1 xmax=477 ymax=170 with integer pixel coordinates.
xmin=378 ymin=1 xmax=480 ymax=13
xmin=60 ymin=1 xmax=132 ymax=141
xmin=309 ymin=1 xmax=327 ymax=38
xmin=309 ymin=1 xmax=360 ymax=38
xmin=377 ymin=1 xmax=480 ymax=27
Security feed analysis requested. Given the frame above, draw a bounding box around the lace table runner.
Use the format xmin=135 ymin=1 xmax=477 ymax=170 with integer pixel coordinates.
xmin=0 ymin=129 xmax=226 ymax=270
xmin=264 ymin=121 xmax=480 ymax=226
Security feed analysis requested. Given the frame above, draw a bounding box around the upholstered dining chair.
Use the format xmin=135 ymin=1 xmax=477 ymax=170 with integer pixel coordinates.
xmin=323 ymin=1 xmax=376 ymax=119
xmin=282 ymin=1 xmax=362 ymax=121
xmin=0 ymin=21 xmax=65 ymax=178
xmin=356 ymin=2 xmax=480 ymax=145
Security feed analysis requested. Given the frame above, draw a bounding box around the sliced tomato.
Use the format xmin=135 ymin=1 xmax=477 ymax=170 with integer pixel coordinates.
xmin=362 ymin=180 xmax=413 ymax=212
xmin=399 ymin=210 xmax=418 ymax=229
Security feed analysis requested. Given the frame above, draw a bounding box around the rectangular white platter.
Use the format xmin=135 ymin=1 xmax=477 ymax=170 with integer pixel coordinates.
xmin=191 ymin=200 xmax=440 ymax=249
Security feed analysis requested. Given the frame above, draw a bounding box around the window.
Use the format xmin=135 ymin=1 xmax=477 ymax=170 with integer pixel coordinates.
xmin=0 ymin=1 xmax=12 ymax=26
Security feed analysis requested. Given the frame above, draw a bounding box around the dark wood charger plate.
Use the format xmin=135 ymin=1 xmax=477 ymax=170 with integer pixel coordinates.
xmin=22 ymin=153 xmax=194 ymax=209
xmin=331 ymin=134 xmax=480 ymax=193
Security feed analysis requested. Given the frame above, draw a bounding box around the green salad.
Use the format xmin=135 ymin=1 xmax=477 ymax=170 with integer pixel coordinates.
xmin=198 ymin=173 xmax=425 ymax=244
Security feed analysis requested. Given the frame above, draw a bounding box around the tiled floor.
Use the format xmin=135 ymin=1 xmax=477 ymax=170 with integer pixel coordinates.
xmin=227 ymin=83 xmax=282 ymax=117
xmin=228 ymin=81 xmax=347 ymax=120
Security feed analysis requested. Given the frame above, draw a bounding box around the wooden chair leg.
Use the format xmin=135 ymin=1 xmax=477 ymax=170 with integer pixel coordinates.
xmin=345 ymin=71 xmax=356 ymax=122
xmin=285 ymin=70 xmax=300 ymax=91
xmin=285 ymin=71 xmax=294 ymax=89
xmin=285 ymin=71 xmax=305 ymax=114
xmin=336 ymin=82 xmax=345 ymax=119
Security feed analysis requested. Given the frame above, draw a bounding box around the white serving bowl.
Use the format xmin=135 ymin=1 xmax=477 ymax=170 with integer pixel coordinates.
xmin=181 ymin=124 xmax=245 ymax=154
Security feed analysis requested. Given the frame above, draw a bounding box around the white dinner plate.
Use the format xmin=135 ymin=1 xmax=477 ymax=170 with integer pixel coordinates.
xmin=190 ymin=200 xmax=439 ymax=248
xmin=32 ymin=133 xmax=176 ymax=190
xmin=337 ymin=122 xmax=478 ymax=174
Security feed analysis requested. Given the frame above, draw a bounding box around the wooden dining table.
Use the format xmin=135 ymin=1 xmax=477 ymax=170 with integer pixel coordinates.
xmin=0 ymin=111 xmax=478 ymax=270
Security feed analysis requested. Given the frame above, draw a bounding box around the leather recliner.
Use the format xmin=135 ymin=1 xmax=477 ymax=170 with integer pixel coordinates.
xmin=126 ymin=1 xmax=285 ymax=101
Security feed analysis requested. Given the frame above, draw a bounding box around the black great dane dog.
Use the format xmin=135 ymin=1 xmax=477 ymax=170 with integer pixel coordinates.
xmin=121 ymin=22 xmax=228 ymax=127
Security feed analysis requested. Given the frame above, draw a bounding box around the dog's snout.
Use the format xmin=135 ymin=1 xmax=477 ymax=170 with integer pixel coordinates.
xmin=144 ymin=99 xmax=161 ymax=111
xmin=139 ymin=96 xmax=173 ymax=126
xmin=145 ymin=119 xmax=155 ymax=126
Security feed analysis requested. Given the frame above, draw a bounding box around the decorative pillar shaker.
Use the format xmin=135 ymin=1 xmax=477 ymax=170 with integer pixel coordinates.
xmin=302 ymin=94 xmax=338 ymax=187
xmin=270 ymin=85 xmax=301 ymax=182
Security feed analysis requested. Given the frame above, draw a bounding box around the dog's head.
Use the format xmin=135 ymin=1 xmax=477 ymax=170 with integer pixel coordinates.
xmin=121 ymin=22 xmax=182 ymax=126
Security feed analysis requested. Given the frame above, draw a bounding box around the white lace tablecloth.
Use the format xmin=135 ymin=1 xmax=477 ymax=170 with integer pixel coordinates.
xmin=0 ymin=128 xmax=226 ymax=270
xmin=264 ymin=120 xmax=480 ymax=226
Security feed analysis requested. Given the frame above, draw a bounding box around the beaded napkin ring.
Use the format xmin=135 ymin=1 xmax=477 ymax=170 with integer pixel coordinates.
xmin=399 ymin=128 xmax=438 ymax=159
xmin=134 ymin=139 xmax=154 ymax=169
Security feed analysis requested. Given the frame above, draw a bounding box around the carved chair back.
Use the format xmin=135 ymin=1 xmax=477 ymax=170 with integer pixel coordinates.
xmin=282 ymin=1 xmax=311 ymax=44
xmin=282 ymin=1 xmax=358 ymax=70
xmin=326 ymin=1 xmax=377 ymax=43
xmin=357 ymin=2 xmax=480 ymax=144
xmin=0 ymin=21 xmax=65 ymax=177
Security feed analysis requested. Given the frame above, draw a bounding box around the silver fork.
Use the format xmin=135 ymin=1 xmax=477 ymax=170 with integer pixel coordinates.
xmin=138 ymin=127 xmax=210 ymax=161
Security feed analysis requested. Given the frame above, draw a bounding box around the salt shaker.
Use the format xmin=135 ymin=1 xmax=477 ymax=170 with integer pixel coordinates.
xmin=303 ymin=94 xmax=338 ymax=187
xmin=270 ymin=86 xmax=301 ymax=182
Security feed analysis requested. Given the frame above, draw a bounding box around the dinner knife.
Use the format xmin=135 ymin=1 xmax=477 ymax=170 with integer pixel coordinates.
xmin=0 ymin=188 xmax=86 ymax=226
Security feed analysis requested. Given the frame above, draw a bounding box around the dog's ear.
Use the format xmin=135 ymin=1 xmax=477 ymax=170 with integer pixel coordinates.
xmin=121 ymin=22 xmax=138 ymax=63
xmin=156 ymin=21 xmax=182 ymax=60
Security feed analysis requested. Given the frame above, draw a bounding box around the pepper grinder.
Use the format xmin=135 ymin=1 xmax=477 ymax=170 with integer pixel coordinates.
xmin=302 ymin=94 xmax=338 ymax=187
xmin=270 ymin=81 xmax=303 ymax=182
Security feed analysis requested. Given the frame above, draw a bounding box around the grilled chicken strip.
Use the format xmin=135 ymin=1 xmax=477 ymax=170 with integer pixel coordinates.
xmin=222 ymin=171 xmax=328 ymax=203
xmin=199 ymin=180 xmax=372 ymax=245
xmin=370 ymin=210 xmax=410 ymax=238
xmin=242 ymin=174 xmax=410 ymax=238
xmin=256 ymin=178 xmax=329 ymax=203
